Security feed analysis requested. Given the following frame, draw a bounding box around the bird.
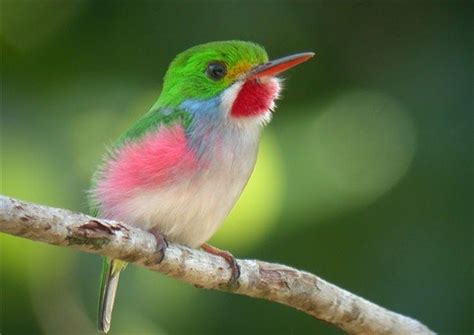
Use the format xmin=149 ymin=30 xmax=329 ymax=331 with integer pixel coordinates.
xmin=89 ymin=40 xmax=314 ymax=333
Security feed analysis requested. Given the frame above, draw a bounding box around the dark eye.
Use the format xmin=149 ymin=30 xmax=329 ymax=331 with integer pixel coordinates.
xmin=206 ymin=61 xmax=227 ymax=80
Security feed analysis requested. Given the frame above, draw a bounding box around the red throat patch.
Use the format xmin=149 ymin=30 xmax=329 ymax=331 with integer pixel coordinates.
xmin=231 ymin=79 xmax=280 ymax=118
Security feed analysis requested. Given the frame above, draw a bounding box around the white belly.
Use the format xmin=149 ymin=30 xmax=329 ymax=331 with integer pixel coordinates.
xmin=118 ymin=141 xmax=259 ymax=248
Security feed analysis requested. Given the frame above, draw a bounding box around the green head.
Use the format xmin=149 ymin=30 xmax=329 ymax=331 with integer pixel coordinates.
xmin=157 ymin=41 xmax=269 ymax=107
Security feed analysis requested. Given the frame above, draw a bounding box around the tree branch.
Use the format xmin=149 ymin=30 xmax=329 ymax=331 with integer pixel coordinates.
xmin=0 ymin=195 xmax=434 ymax=335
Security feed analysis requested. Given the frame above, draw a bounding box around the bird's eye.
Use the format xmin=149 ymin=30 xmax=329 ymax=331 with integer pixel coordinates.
xmin=206 ymin=62 xmax=227 ymax=81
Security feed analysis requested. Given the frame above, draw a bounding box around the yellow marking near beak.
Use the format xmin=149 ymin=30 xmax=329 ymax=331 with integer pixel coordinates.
xmin=227 ymin=62 xmax=253 ymax=80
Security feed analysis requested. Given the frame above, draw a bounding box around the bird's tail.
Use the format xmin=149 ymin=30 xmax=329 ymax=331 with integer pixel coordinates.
xmin=98 ymin=257 xmax=127 ymax=333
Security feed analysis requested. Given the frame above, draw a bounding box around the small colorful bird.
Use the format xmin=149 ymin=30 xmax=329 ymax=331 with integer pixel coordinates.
xmin=89 ymin=40 xmax=314 ymax=333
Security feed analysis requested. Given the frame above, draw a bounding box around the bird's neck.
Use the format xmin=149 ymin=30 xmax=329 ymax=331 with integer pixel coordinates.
xmin=150 ymin=77 xmax=281 ymax=164
xmin=181 ymin=76 xmax=281 ymax=144
xmin=180 ymin=95 xmax=262 ymax=163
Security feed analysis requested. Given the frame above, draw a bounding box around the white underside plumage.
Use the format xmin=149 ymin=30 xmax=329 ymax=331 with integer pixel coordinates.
xmin=120 ymin=141 xmax=258 ymax=248
xmin=103 ymin=78 xmax=279 ymax=248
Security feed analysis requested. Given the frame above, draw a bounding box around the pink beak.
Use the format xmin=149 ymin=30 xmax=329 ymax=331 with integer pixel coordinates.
xmin=248 ymin=52 xmax=315 ymax=79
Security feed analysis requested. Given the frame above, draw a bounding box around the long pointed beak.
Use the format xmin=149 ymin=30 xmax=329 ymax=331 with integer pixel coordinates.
xmin=248 ymin=52 xmax=315 ymax=79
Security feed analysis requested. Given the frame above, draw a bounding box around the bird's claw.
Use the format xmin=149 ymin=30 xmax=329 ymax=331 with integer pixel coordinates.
xmin=201 ymin=243 xmax=240 ymax=289
xmin=149 ymin=229 xmax=168 ymax=263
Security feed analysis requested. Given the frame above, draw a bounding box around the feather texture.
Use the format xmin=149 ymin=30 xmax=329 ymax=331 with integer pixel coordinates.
xmin=88 ymin=40 xmax=312 ymax=333
xmin=92 ymin=77 xmax=280 ymax=247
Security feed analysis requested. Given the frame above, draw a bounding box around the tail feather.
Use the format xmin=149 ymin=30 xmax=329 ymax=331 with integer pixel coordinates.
xmin=98 ymin=257 xmax=126 ymax=333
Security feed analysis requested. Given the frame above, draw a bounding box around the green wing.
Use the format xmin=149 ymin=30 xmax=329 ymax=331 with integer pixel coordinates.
xmin=88 ymin=105 xmax=193 ymax=217
xmin=114 ymin=106 xmax=193 ymax=147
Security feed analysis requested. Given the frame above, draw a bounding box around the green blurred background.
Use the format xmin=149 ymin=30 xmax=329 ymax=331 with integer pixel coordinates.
xmin=1 ymin=0 xmax=472 ymax=334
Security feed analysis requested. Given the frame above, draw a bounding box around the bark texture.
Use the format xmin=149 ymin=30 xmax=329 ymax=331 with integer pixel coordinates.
xmin=0 ymin=195 xmax=435 ymax=335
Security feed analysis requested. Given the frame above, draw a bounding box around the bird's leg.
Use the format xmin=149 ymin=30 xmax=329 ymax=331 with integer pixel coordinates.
xmin=148 ymin=228 xmax=168 ymax=263
xmin=201 ymin=243 xmax=240 ymax=288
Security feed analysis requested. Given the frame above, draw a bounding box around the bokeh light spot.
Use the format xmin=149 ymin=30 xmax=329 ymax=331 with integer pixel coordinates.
xmin=307 ymin=90 xmax=416 ymax=216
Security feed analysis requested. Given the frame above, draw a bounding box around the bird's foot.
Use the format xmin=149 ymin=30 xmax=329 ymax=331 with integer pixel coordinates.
xmin=148 ymin=228 xmax=168 ymax=263
xmin=201 ymin=243 xmax=240 ymax=289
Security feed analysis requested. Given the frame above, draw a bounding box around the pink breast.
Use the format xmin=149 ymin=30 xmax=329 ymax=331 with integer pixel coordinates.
xmin=96 ymin=125 xmax=197 ymax=217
